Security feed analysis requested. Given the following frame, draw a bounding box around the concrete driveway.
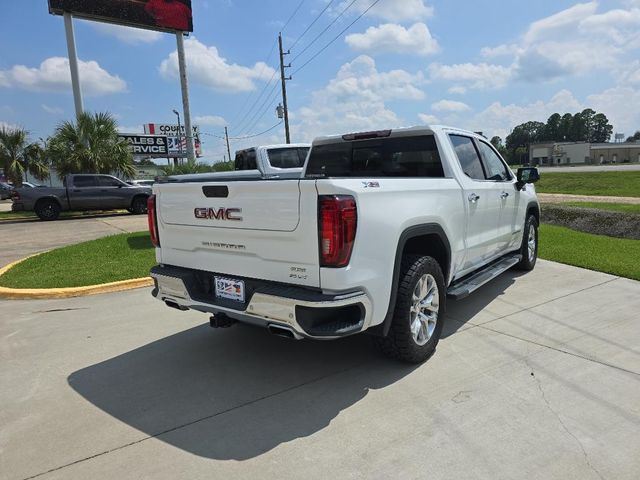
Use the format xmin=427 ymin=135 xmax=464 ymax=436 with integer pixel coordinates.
xmin=1 ymin=260 xmax=639 ymax=480
xmin=0 ymin=213 xmax=148 ymax=267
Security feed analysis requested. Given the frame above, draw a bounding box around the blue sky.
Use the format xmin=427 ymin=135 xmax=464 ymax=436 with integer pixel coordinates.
xmin=1 ymin=0 xmax=640 ymax=163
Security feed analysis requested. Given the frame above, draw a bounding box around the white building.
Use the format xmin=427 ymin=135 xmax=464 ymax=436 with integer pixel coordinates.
xmin=529 ymin=141 xmax=640 ymax=166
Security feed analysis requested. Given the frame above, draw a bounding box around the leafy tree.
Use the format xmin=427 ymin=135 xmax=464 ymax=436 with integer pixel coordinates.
xmin=0 ymin=127 xmax=49 ymax=186
xmin=490 ymin=136 xmax=502 ymax=149
xmin=47 ymin=112 xmax=135 ymax=178
xmin=626 ymin=131 xmax=640 ymax=142
xmin=543 ymin=113 xmax=561 ymax=141
xmin=557 ymin=113 xmax=573 ymax=141
xmin=590 ymin=113 xmax=613 ymax=143
xmin=162 ymin=159 xmax=234 ymax=176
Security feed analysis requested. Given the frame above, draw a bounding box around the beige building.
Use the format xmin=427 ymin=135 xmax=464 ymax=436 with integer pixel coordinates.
xmin=529 ymin=141 xmax=640 ymax=166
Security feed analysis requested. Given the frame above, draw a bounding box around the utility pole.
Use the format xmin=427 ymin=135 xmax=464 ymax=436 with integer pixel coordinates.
xmin=224 ymin=126 xmax=232 ymax=163
xmin=278 ymin=32 xmax=291 ymax=144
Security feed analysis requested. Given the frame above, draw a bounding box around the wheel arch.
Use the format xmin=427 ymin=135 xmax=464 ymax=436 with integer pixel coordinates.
xmin=34 ymin=196 xmax=62 ymax=210
xmin=526 ymin=201 xmax=540 ymax=223
xmin=370 ymin=223 xmax=451 ymax=337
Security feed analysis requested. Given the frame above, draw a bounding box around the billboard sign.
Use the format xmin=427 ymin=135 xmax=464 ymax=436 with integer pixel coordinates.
xmin=144 ymin=123 xmax=201 ymax=157
xmin=118 ymin=134 xmax=169 ymax=157
xmin=48 ymin=0 xmax=193 ymax=33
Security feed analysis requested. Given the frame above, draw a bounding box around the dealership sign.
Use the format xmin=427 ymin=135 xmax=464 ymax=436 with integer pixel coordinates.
xmin=118 ymin=134 xmax=169 ymax=157
xmin=48 ymin=0 xmax=193 ymax=33
xmin=144 ymin=123 xmax=201 ymax=157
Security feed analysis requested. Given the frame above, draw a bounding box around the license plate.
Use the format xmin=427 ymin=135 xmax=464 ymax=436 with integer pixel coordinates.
xmin=214 ymin=276 xmax=245 ymax=302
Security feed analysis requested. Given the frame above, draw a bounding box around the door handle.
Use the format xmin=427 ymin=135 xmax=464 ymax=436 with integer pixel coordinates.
xmin=468 ymin=193 xmax=480 ymax=203
xmin=500 ymin=191 xmax=509 ymax=199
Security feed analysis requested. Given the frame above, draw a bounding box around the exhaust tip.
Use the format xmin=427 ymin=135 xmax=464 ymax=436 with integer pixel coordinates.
xmin=164 ymin=300 xmax=188 ymax=311
xmin=268 ymin=324 xmax=302 ymax=340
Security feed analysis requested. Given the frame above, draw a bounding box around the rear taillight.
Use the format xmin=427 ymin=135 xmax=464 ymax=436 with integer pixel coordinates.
xmin=319 ymin=195 xmax=357 ymax=267
xmin=147 ymin=194 xmax=160 ymax=247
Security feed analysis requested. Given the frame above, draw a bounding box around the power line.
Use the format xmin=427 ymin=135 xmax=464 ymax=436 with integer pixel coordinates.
xmin=290 ymin=0 xmax=359 ymax=64
xmin=243 ymin=85 xmax=281 ymax=136
xmin=281 ymin=0 xmax=307 ymax=32
xmin=289 ymin=0 xmax=337 ymax=50
xmin=227 ymin=39 xmax=278 ymax=129
xmin=230 ymin=121 xmax=284 ymax=140
xmin=293 ymin=0 xmax=383 ymax=75
xmin=230 ymin=68 xmax=278 ymax=134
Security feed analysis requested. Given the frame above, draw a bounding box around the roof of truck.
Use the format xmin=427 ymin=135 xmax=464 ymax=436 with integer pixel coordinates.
xmin=312 ymin=125 xmax=484 ymax=145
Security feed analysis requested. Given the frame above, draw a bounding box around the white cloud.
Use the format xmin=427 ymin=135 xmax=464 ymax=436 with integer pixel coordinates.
xmin=159 ymin=37 xmax=276 ymax=93
xmin=86 ymin=21 xmax=162 ymax=44
xmin=194 ymin=115 xmax=227 ymax=127
xmin=481 ymin=2 xmax=640 ymax=82
xmin=41 ymin=104 xmax=64 ymax=115
xmin=418 ymin=113 xmax=439 ymax=124
xmin=429 ymin=62 xmax=514 ymax=90
xmin=587 ymin=86 xmax=640 ymax=136
xmin=431 ymin=100 xmax=471 ymax=112
xmin=0 ymin=121 xmax=19 ymax=131
xmin=0 ymin=57 xmax=126 ymax=96
xmin=447 ymin=86 xmax=467 ymax=94
xmin=337 ymin=0 xmax=433 ymax=22
xmin=345 ymin=23 xmax=439 ymax=56
xmin=293 ymin=55 xmax=425 ymax=141
xmin=468 ymin=90 xmax=583 ymax=139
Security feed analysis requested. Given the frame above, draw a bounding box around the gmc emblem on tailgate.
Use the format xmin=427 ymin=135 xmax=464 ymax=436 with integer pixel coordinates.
xmin=194 ymin=207 xmax=243 ymax=221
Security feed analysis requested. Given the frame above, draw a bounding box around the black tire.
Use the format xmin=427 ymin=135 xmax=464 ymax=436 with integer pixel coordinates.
xmin=374 ymin=255 xmax=446 ymax=364
xmin=130 ymin=196 xmax=148 ymax=215
xmin=515 ymin=215 xmax=538 ymax=271
xmin=35 ymin=199 xmax=61 ymax=221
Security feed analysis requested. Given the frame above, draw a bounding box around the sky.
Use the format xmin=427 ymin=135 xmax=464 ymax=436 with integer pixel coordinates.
xmin=1 ymin=0 xmax=640 ymax=163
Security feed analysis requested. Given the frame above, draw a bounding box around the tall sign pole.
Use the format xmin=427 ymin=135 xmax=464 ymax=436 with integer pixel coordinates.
xmin=278 ymin=33 xmax=291 ymax=144
xmin=63 ymin=12 xmax=83 ymax=121
xmin=176 ymin=32 xmax=195 ymax=162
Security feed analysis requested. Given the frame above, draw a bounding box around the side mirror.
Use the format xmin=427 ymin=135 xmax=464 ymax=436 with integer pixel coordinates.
xmin=516 ymin=167 xmax=540 ymax=190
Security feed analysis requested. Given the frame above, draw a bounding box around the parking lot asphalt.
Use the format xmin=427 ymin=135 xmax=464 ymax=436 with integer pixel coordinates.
xmin=0 ymin=213 xmax=148 ymax=268
xmin=1 ymin=260 xmax=639 ymax=480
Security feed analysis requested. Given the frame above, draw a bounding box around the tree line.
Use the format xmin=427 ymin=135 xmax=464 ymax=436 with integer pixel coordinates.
xmin=490 ymin=108 xmax=615 ymax=164
xmin=0 ymin=111 xmax=232 ymax=185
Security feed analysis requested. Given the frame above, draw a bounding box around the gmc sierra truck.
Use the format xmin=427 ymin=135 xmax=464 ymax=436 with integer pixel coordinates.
xmin=149 ymin=126 xmax=540 ymax=363
xmin=12 ymin=174 xmax=151 ymax=220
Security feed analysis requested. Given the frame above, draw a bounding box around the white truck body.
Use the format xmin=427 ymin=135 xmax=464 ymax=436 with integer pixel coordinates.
xmin=149 ymin=126 xmax=540 ymax=362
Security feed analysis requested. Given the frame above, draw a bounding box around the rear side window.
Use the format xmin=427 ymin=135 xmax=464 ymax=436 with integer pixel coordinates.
xmin=234 ymin=149 xmax=257 ymax=170
xmin=267 ymin=147 xmax=309 ymax=168
xmin=98 ymin=176 xmax=124 ymax=187
xmin=73 ymin=176 xmax=98 ymax=187
xmin=305 ymin=136 xmax=444 ymax=178
xmin=449 ymin=135 xmax=485 ymax=180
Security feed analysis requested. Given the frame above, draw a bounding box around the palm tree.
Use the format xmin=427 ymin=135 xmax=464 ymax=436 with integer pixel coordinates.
xmin=0 ymin=127 xmax=50 ymax=186
xmin=47 ymin=112 xmax=135 ymax=178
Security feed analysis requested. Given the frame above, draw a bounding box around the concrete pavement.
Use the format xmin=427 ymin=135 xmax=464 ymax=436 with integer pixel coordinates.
xmin=0 ymin=213 xmax=148 ymax=268
xmin=1 ymin=260 xmax=639 ymax=480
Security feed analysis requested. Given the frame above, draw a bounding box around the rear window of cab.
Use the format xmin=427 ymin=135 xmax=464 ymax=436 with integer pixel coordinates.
xmin=305 ymin=135 xmax=444 ymax=178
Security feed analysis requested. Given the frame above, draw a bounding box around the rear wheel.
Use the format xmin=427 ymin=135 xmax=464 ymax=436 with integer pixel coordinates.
xmin=35 ymin=199 xmax=60 ymax=221
xmin=130 ymin=196 xmax=148 ymax=215
xmin=515 ymin=215 xmax=538 ymax=270
xmin=374 ymin=255 xmax=446 ymax=363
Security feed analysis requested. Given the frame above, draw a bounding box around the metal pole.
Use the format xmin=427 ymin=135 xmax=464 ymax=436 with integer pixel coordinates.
xmin=225 ymin=126 xmax=232 ymax=163
xmin=278 ymin=33 xmax=291 ymax=144
xmin=176 ymin=111 xmax=182 ymax=163
xmin=176 ymin=32 xmax=195 ymax=161
xmin=63 ymin=12 xmax=83 ymax=121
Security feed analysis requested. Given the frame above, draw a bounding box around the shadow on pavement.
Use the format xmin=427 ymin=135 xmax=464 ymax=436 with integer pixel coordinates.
xmin=68 ymin=323 xmax=417 ymax=460
xmin=68 ymin=269 xmax=523 ymax=460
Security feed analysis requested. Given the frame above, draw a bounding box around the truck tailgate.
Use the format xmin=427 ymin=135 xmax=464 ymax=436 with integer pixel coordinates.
xmin=154 ymin=179 xmax=321 ymax=287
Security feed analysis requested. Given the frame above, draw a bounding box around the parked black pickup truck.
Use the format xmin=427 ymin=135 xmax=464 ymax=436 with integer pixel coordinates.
xmin=12 ymin=174 xmax=151 ymax=220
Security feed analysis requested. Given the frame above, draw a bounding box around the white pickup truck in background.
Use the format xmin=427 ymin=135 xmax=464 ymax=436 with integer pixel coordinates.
xmin=148 ymin=126 xmax=540 ymax=363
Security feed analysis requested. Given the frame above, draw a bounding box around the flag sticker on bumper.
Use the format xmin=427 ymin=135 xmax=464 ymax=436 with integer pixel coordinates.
xmin=214 ymin=276 xmax=245 ymax=302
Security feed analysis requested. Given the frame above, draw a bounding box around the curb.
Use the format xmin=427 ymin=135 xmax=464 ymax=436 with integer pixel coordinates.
xmin=0 ymin=255 xmax=153 ymax=300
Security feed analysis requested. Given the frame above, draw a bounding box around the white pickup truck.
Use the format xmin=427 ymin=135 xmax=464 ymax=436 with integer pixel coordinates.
xmin=148 ymin=126 xmax=540 ymax=363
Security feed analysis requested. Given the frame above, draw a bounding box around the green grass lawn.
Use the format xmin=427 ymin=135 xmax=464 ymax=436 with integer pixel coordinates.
xmin=536 ymin=171 xmax=640 ymax=197
xmin=538 ymin=224 xmax=640 ymax=281
xmin=563 ymin=202 xmax=640 ymax=214
xmin=0 ymin=231 xmax=156 ymax=289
